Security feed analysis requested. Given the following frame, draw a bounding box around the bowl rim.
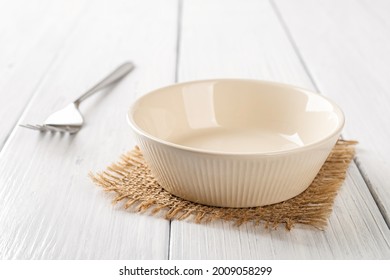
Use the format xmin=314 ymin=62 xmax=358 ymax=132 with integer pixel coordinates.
xmin=127 ymin=79 xmax=345 ymax=156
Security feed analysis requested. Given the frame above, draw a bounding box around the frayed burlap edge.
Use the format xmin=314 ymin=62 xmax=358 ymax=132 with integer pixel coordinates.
xmin=90 ymin=140 xmax=356 ymax=230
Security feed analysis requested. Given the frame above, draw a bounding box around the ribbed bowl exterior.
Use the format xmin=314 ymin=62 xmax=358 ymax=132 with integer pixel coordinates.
xmin=135 ymin=134 xmax=340 ymax=208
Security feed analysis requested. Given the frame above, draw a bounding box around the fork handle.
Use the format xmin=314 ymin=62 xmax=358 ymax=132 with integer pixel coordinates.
xmin=73 ymin=62 xmax=134 ymax=106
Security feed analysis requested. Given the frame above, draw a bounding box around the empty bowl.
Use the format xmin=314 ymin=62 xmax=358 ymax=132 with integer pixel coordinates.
xmin=127 ymin=79 xmax=344 ymax=207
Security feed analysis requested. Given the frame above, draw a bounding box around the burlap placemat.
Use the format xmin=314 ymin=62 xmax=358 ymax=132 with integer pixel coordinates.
xmin=90 ymin=140 xmax=356 ymax=230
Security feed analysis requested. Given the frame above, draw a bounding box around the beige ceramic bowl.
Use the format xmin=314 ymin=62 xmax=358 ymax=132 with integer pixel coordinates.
xmin=128 ymin=79 xmax=344 ymax=207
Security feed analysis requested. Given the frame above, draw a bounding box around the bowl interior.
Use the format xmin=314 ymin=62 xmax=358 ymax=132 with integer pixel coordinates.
xmin=129 ymin=80 xmax=344 ymax=154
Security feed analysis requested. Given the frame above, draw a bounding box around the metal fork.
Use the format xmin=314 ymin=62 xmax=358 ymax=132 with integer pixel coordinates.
xmin=20 ymin=62 xmax=134 ymax=134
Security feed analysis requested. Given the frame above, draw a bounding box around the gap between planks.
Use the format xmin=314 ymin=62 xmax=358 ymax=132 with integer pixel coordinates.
xmin=168 ymin=0 xmax=184 ymax=260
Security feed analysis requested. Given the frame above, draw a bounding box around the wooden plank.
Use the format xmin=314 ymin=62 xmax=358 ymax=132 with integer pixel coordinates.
xmin=170 ymin=0 xmax=390 ymax=259
xmin=273 ymin=0 xmax=390 ymax=224
xmin=0 ymin=0 xmax=88 ymax=147
xmin=0 ymin=0 xmax=178 ymax=259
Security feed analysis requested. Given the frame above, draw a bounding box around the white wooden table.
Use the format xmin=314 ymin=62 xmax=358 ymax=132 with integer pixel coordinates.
xmin=1 ymin=0 xmax=389 ymax=259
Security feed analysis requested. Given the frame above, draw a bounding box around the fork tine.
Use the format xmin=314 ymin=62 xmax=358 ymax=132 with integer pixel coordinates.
xmin=47 ymin=125 xmax=81 ymax=134
xmin=34 ymin=124 xmax=55 ymax=133
xmin=45 ymin=124 xmax=80 ymax=134
xmin=19 ymin=124 xmax=46 ymax=132
xmin=20 ymin=124 xmax=57 ymax=133
xmin=20 ymin=123 xmax=79 ymax=134
xmin=45 ymin=125 xmax=67 ymax=133
xmin=64 ymin=126 xmax=80 ymax=134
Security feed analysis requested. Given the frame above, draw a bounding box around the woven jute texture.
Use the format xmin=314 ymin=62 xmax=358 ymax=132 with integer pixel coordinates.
xmin=90 ymin=140 xmax=356 ymax=230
